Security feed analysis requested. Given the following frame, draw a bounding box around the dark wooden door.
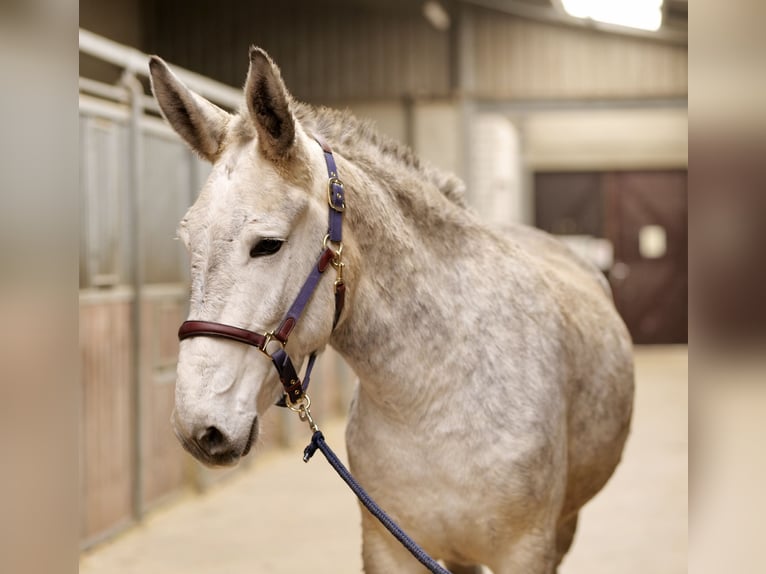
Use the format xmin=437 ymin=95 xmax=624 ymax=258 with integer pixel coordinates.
xmin=534 ymin=172 xmax=602 ymax=236
xmin=605 ymin=171 xmax=687 ymax=344
xmin=534 ymin=170 xmax=688 ymax=344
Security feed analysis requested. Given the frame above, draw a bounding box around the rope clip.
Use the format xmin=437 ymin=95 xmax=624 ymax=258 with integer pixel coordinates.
xmin=286 ymin=393 xmax=320 ymax=433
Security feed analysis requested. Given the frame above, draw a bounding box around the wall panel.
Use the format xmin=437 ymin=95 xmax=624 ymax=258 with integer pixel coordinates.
xmin=470 ymin=7 xmax=687 ymax=100
xmin=139 ymin=287 xmax=188 ymax=508
xmin=144 ymin=0 xmax=452 ymax=102
xmin=522 ymin=108 xmax=688 ymax=170
xmin=80 ymin=292 xmax=134 ymax=542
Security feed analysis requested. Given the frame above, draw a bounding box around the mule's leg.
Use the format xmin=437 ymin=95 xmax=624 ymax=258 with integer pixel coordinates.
xmin=360 ymin=515 xmax=432 ymax=574
xmin=443 ymin=562 xmax=484 ymax=574
xmin=554 ymin=512 xmax=579 ymax=569
xmin=488 ymin=529 xmax=558 ymax=574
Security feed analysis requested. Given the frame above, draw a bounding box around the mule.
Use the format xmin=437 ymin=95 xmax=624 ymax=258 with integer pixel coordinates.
xmin=149 ymin=47 xmax=634 ymax=574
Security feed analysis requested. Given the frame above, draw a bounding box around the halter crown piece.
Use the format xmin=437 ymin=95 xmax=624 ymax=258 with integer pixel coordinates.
xmin=177 ymin=136 xmax=346 ymax=408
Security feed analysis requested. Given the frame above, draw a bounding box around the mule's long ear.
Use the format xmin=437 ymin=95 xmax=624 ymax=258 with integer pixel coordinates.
xmin=245 ymin=47 xmax=296 ymax=161
xmin=149 ymin=56 xmax=230 ymax=162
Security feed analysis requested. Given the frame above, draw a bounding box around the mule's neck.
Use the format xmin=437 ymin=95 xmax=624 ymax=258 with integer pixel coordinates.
xmin=327 ymin=153 xmax=487 ymax=408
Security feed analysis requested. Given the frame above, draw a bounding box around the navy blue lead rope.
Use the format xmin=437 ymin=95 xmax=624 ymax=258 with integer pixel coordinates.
xmin=280 ymin=356 xmax=450 ymax=572
xmin=303 ymin=432 xmax=452 ymax=574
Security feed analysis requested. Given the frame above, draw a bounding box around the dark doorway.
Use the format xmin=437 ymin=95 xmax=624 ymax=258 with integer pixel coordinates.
xmin=534 ymin=170 xmax=688 ymax=344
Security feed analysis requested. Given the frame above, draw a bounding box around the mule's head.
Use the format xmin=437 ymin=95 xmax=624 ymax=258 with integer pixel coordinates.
xmin=150 ymin=49 xmax=340 ymax=466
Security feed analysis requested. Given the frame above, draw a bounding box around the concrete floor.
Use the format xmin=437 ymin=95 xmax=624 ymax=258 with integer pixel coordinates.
xmin=80 ymin=346 xmax=687 ymax=574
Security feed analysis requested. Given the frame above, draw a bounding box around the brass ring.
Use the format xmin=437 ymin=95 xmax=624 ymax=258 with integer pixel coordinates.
xmin=286 ymin=393 xmax=311 ymax=413
xmin=258 ymin=331 xmax=286 ymax=359
xmin=323 ymin=234 xmax=344 ymax=258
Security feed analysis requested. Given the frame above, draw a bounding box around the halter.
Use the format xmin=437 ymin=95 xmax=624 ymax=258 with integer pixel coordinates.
xmin=177 ymin=136 xmax=347 ymax=408
xmin=176 ymin=136 xmax=451 ymax=574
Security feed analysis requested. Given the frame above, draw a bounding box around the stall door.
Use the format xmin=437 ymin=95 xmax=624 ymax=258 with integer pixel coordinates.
xmin=605 ymin=171 xmax=687 ymax=344
xmin=535 ymin=170 xmax=688 ymax=344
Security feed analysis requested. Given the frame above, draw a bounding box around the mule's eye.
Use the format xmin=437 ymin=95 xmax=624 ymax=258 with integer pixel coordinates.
xmin=249 ymin=238 xmax=284 ymax=257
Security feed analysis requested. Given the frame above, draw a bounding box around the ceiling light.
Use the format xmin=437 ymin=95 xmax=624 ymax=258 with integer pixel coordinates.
xmin=560 ymin=0 xmax=664 ymax=32
xmin=422 ymin=0 xmax=451 ymax=31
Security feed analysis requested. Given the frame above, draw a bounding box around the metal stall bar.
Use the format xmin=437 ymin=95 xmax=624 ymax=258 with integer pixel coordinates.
xmin=120 ymin=70 xmax=145 ymax=522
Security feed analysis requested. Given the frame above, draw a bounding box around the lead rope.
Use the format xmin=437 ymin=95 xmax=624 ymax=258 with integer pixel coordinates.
xmin=289 ymin=137 xmax=451 ymax=574
xmin=287 ymin=398 xmax=451 ymax=574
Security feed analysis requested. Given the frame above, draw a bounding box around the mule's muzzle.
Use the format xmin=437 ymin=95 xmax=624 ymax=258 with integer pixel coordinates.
xmin=172 ymin=413 xmax=259 ymax=467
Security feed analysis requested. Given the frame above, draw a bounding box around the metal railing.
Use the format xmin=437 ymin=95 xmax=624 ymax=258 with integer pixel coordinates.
xmin=79 ymin=28 xmax=241 ymax=110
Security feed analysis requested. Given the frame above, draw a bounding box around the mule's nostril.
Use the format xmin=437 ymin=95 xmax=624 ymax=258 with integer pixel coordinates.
xmin=199 ymin=426 xmax=226 ymax=451
xmin=189 ymin=425 xmax=241 ymax=466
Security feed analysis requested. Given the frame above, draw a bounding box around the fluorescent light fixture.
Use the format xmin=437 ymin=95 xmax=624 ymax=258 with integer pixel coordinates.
xmin=560 ymin=0 xmax=663 ymax=32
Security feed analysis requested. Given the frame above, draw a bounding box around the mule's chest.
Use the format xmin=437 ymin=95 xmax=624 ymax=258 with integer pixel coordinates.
xmin=345 ymin=387 xmax=567 ymax=561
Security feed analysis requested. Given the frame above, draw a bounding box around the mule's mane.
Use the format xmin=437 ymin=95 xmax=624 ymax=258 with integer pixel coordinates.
xmin=293 ymin=103 xmax=467 ymax=207
xmin=232 ymin=100 xmax=466 ymax=207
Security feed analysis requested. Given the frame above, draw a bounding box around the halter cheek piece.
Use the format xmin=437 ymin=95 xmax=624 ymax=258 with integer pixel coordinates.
xmin=177 ymin=136 xmax=346 ymax=408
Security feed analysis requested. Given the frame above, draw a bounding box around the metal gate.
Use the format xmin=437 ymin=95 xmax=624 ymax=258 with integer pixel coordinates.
xmin=78 ymin=30 xmax=239 ymax=545
xmin=79 ymin=91 xmax=209 ymax=545
xmin=78 ymin=29 xmax=363 ymax=546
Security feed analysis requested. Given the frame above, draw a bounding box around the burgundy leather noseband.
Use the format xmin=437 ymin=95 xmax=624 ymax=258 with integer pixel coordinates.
xmin=177 ymin=136 xmax=347 ymax=407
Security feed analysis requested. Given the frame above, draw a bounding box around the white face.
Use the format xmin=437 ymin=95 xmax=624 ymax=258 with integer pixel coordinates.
xmin=149 ymin=49 xmax=337 ymax=466
xmin=173 ymin=137 xmax=334 ymax=466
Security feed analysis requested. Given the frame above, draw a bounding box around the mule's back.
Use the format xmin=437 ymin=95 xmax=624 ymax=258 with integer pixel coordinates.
xmin=500 ymin=224 xmax=611 ymax=298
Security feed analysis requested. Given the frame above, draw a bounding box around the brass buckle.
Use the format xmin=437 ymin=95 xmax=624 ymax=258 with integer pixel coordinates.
xmin=327 ymin=177 xmax=345 ymax=212
xmin=259 ymin=331 xmax=286 ymax=358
